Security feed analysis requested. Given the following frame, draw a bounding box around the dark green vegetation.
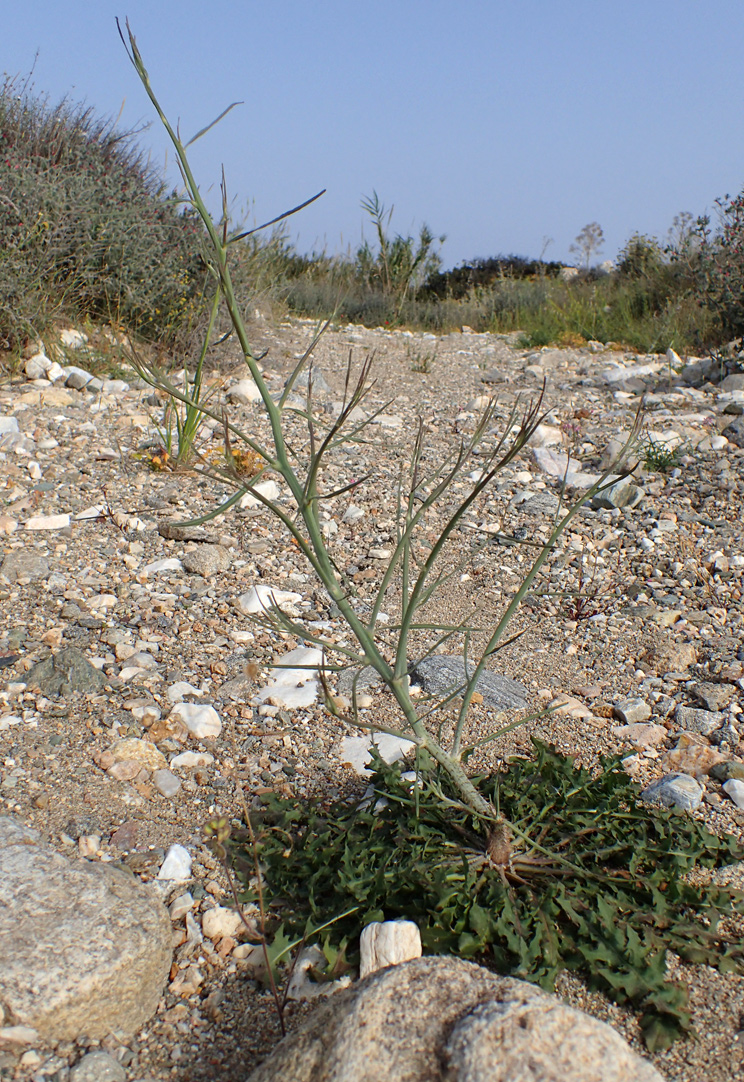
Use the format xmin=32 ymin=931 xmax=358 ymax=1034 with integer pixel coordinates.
xmin=4 ymin=71 xmax=744 ymax=358
xmin=232 ymin=745 xmax=744 ymax=1052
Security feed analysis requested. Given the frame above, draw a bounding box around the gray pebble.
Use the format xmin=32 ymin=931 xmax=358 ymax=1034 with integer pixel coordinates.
xmin=70 ymin=1051 xmax=126 ymax=1082
xmin=641 ymin=773 xmax=703 ymax=812
xmin=613 ymin=698 xmax=651 ymax=724
xmin=152 ymin=769 xmax=181 ymax=798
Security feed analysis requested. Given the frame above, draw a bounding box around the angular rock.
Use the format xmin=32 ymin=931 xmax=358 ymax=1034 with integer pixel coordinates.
xmin=286 ymin=367 xmax=334 ymax=398
xmin=245 ymin=956 xmax=662 ymax=1082
xmin=25 ymin=647 xmax=108 ymax=696
xmin=108 ymin=738 xmax=167 ymax=772
xmin=612 ymin=698 xmax=651 ymax=724
xmin=0 ymin=817 xmax=171 ymax=1042
xmin=201 ymin=905 xmax=243 ymax=942
xmin=641 ymin=773 xmax=704 ymax=811
xmin=690 ymin=682 xmax=736 ymax=712
xmin=182 ymin=544 xmax=232 ymax=577
xmin=64 ymin=366 xmax=94 ymax=391
xmin=710 ymin=761 xmax=744 ymax=783
xmin=409 ymin=656 xmax=528 ymax=711
xmin=611 ymin=723 xmax=667 ymax=748
xmin=228 ymin=378 xmax=263 ymax=405
xmin=531 ymin=448 xmax=599 ymax=489
xmin=722 ymin=417 xmax=744 ymax=447
xmin=168 ymin=702 xmax=222 ymax=739
xmin=591 ymin=476 xmax=643 ymax=510
xmin=660 ymin=744 xmax=726 ymax=776
xmin=674 ymin=705 xmax=724 ymax=735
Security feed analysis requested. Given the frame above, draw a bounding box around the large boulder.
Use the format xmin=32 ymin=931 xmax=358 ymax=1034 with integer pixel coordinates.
xmin=0 ymin=817 xmax=172 ymax=1042
xmin=246 ymin=956 xmax=663 ymax=1082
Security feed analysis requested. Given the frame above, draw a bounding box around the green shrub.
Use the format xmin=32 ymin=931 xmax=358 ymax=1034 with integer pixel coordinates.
xmin=0 ymin=73 xmax=207 ymax=348
xmin=238 ymin=745 xmax=744 ymax=1051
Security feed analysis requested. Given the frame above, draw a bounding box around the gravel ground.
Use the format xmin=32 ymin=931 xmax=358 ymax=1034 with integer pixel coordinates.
xmin=2 ymin=317 xmax=744 ymax=1081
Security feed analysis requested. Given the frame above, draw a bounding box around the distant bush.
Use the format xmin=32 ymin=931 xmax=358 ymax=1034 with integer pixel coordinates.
xmin=691 ymin=191 xmax=744 ymax=340
xmin=0 ymin=73 xmax=207 ymax=349
xmin=424 ymin=255 xmax=564 ymax=299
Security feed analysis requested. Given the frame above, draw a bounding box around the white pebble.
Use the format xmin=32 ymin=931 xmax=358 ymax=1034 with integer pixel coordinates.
xmin=157 ymin=844 xmax=192 ymax=883
xmin=202 ymin=905 xmax=243 ymax=941
xmin=168 ymin=702 xmax=222 ymax=738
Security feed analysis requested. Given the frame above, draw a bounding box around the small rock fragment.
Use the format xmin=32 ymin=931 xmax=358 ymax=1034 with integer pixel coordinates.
xmin=202 ymin=906 xmax=243 ymax=942
xmin=152 ymin=769 xmax=181 ymax=798
xmin=359 ymin=920 xmax=422 ymax=978
xmin=722 ymin=779 xmax=744 ymax=809
xmin=168 ymin=702 xmax=221 ymax=739
xmin=641 ymin=773 xmax=703 ymax=811
xmin=613 ymin=698 xmax=652 ymax=724
xmin=674 ymin=705 xmax=724 ymax=735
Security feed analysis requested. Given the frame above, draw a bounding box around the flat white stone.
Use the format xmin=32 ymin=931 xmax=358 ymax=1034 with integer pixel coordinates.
xmin=168 ymin=702 xmax=221 ymax=738
xmin=142 ymin=558 xmax=183 ymax=576
xmin=166 ymin=681 xmax=203 ymax=703
xmin=255 ymin=646 xmax=322 ymax=709
xmin=339 ymin=733 xmax=416 ymax=776
xmin=237 ymin=583 xmax=303 ymax=614
xmin=170 ymin=751 xmax=214 ymax=769
xmin=24 ymin=514 xmax=70 ymax=531
xmin=238 ymin=479 xmax=281 ymax=508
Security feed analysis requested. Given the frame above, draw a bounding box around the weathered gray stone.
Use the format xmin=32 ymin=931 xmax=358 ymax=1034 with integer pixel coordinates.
xmin=591 ymin=477 xmax=643 ymax=510
xmin=0 ymin=551 xmax=50 ymax=583
xmin=641 ymin=773 xmax=703 ymax=812
xmin=25 ymin=647 xmax=108 ymax=696
xmin=64 ymin=366 xmax=94 ymax=391
xmin=246 ymin=957 xmax=662 ymax=1082
xmin=182 ymin=544 xmax=232 ymax=577
xmin=0 ymin=816 xmax=171 ymax=1041
xmin=674 ymin=705 xmax=724 ymax=735
xmin=409 ymin=656 xmax=528 ymax=711
xmin=723 ymin=417 xmax=744 ymax=447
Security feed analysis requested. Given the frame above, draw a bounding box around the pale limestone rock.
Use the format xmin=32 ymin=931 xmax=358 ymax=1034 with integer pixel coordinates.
xmin=359 ymin=920 xmax=422 ymax=978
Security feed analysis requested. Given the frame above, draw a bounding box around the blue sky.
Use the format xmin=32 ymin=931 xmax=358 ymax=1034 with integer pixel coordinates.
xmin=4 ymin=1 xmax=744 ymax=269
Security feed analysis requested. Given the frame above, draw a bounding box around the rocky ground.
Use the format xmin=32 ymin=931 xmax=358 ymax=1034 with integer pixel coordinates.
xmin=2 ymin=317 xmax=744 ymax=1081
